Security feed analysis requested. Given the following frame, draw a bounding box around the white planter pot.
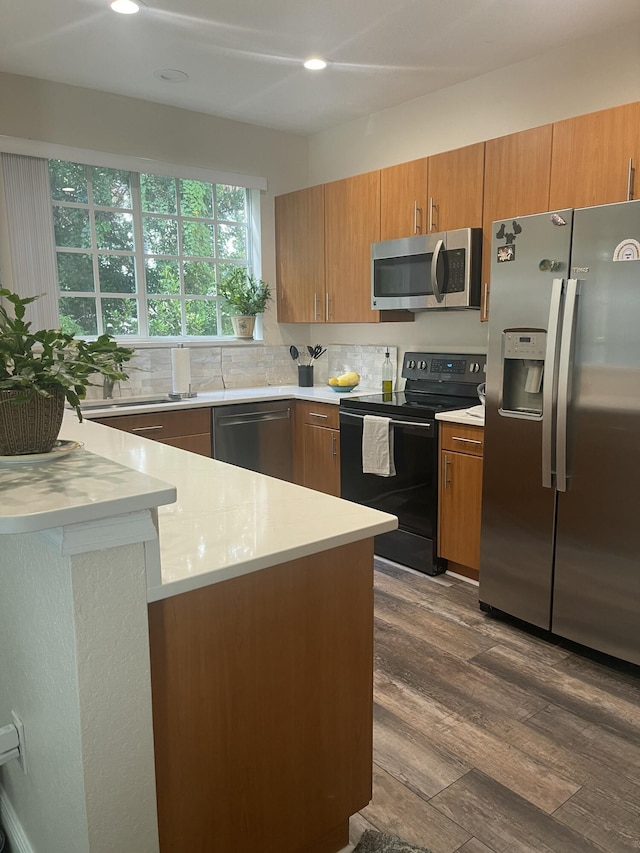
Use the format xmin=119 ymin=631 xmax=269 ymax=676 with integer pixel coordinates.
xmin=230 ymin=315 xmax=256 ymax=339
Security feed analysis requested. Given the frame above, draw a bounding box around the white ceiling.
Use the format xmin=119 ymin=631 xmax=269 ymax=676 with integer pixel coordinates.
xmin=2 ymin=0 xmax=640 ymax=136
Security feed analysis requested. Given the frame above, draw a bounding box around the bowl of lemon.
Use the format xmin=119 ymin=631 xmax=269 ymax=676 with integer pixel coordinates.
xmin=328 ymin=371 xmax=360 ymax=392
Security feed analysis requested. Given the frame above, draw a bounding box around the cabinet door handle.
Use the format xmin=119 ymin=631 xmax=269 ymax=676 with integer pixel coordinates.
xmin=132 ymin=425 xmax=164 ymax=433
xmin=628 ymin=157 xmax=635 ymax=201
xmin=414 ymin=201 xmax=423 ymax=234
xmin=481 ymin=281 xmax=490 ymax=322
xmin=313 ymin=292 xmax=319 ymax=322
xmin=444 ymin=454 xmax=451 ymax=489
xmin=331 ymin=432 xmax=337 ymax=458
xmin=326 ymin=292 xmax=331 ymax=321
xmin=451 ymin=436 xmax=483 ymax=445
xmin=429 ymin=197 xmax=438 ymax=232
xmin=308 ymin=412 xmax=328 ymax=419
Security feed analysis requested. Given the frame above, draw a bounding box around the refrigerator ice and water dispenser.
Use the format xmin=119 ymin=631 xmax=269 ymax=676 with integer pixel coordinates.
xmin=500 ymin=329 xmax=547 ymax=417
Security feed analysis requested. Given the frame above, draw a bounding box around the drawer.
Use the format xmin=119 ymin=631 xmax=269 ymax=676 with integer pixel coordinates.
xmin=439 ymin=422 xmax=484 ymax=456
xmin=297 ymin=401 xmax=340 ymax=430
xmin=95 ymin=407 xmax=211 ymax=440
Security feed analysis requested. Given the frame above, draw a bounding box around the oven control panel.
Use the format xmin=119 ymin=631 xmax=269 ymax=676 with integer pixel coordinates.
xmin=402 ymin=352 xmax=486 ymax=383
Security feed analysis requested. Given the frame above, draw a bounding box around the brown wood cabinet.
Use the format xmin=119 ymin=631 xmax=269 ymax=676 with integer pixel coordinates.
xmin=550 ymin=102 xmax=640 ymax=210
xmin=481 ymin=125 xmax=553 ymax=320
xmin=276 ymin=173 xmax=412 ymax=324
xmin=324 ymin=170 xmax=382 ymax=323
xmin=427 ymin=142 xmax=485 ymax=233
xmin=380 ymin=158 xmax=428 ymax=241
xmin=93 ymin=407 xmax=212 ymax=457
xmin=275 ymin=100 xmax=640 ymax=326
xmin=295 ymin=401 xmax=340 ymax=496
xmin=149 ymin=538 xmax=374 ymax=853
xmin=438 ymin=422 xmax=484 ymax=580
xmin=379 ymin=144 xmax=484 ymax=241
xmin=275 ymin=184 xmax=325 ymax=323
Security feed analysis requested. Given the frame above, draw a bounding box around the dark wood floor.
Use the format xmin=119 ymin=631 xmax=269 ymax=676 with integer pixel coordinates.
xmin=349 ymin=559 xmax=640 ymax=853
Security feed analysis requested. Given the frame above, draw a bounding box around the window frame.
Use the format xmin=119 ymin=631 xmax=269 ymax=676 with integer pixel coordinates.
xmin=51 ymin=164 xmax=257 ymax=340
xmin=0 ymin=135 xmax=266 ymax=343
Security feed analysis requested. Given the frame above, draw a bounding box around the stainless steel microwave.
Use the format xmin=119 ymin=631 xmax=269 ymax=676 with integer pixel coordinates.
xmin=371 ymin=228 xmax=482 ymax=311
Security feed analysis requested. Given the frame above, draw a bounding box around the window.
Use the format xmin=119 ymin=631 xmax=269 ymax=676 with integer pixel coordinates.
xmin=49 ymin=160 xmax=252 ymax=338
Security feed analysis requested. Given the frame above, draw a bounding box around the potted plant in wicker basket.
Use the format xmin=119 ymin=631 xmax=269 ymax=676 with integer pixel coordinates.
xmin=218 ymin=267 xmax=271 ymax=339
xmin=0 ymin=289 xmax=134 ymax=456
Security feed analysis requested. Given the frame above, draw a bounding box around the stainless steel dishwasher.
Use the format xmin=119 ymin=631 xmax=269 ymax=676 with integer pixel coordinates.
xmin=212 ymin=400 xmax=293 ymax=481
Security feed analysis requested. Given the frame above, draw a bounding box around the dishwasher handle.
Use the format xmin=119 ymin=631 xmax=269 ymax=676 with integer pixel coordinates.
xmin=215 ymin=408 xmax=290 ymax=428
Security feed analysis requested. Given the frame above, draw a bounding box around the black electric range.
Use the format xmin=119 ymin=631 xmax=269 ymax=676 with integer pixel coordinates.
xmin=339 ymin=351 xmax=485 ymax=575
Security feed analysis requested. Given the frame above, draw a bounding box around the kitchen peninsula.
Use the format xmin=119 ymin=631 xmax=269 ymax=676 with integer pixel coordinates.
xmin=0 ymin=412 xmax=397 ymax=853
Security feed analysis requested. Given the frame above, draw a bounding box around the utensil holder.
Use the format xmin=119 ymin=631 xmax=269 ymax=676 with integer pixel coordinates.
xmin=298 ymin=365 xmax=314 ymax=387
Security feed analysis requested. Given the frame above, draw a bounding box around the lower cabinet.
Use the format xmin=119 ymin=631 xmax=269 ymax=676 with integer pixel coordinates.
xmin=148 ymin=539 xmax=374 ymax=853
xmin=295 ymin=401 xmax=340 ymax=496
xmin=93 ymin=407 xmax=212 ymax=457
xmin=438 ymin=422 xmax=484 ymax=579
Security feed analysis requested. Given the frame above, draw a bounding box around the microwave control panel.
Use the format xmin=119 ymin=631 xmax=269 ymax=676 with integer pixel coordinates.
xmin=445 ymin=248 xmax=467 ymax=293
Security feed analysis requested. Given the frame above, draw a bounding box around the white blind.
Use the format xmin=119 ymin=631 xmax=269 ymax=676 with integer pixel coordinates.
xmin=0 ymin=153 xmax=59 ymax=329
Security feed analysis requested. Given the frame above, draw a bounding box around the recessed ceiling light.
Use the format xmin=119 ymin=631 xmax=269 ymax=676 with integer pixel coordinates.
xmin=303 ymin=58 xmax=328 ymax=71
xmin=154 ymin=69 xmax=190 ymax=83
xmin=110 ymin=0 xmax=140 ymax=14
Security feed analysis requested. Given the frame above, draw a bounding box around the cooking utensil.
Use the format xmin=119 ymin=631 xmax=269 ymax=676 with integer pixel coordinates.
xmin=289 ymin=345 xmax=300 ymax=363
xmin=306 ymin=345 xmax=326 ymax=363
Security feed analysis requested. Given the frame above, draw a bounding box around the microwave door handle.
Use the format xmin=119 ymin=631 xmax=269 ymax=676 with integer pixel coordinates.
xmin=431 ymin=238 xmax=445 ymax=303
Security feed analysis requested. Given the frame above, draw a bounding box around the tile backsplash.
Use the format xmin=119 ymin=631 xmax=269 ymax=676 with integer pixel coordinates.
xmin=84 ymin=344 xmax=398 ymax=400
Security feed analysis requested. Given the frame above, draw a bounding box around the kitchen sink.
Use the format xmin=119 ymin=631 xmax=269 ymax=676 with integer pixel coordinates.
xmin=76 ymin=395 xmax=176 ymax=411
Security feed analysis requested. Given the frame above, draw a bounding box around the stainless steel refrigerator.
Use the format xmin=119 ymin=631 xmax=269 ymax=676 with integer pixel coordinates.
xmin=479 ymin=200 xmax=640 ymax=665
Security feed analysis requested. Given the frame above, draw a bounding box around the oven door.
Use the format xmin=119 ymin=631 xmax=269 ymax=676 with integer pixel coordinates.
xmin=339 ymin=408 xmax=445 ymax=575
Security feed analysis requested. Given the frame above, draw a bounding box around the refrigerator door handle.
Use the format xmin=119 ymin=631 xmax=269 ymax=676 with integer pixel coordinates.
xmin=556 ymin=278 xmax=580 ymax=493
xmin=542 ymin=278 xmax=565 ymax=488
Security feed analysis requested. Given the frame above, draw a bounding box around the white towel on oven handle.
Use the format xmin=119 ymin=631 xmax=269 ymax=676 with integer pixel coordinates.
xmin=362 ymin=415 xmax=396 ymax=477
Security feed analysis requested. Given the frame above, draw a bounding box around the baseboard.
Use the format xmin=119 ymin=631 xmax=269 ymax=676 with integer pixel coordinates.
xmin=0 ymin=785 xmax=34 ymax=853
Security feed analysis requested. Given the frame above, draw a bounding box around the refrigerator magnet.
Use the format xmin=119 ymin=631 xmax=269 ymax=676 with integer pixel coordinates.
xmin=497 ymin=245 xmax=515 ymax=263
xmin=613 ymin=238 xmax=640 ymax=261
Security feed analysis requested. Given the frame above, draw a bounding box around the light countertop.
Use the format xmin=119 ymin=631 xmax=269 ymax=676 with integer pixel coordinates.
xmin=0 ymin=444 xmax=176 ymax=534
xmin=1 ymin=407 xmax=397 ymax=601
xmin=436 ymin=405 xmax=485 ymax=426
xmin=80 ymin=384 xmax=377 ymax=418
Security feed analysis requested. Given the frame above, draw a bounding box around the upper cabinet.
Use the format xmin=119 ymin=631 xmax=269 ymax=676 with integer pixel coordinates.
xmin=276 ymin=171 xmax=395 ymax=323
xmin=549 ymin=102 xmax=640 ymax=210
xmin=481 ymin=125 xmax=553 ymax=320
xmin=324 ymin=170 xmax=382 ymax=323
xmin=380 ymin=158 xmax=428 ymax=241
xmin=379 ymin=144 xmax=485 ymax=241
xmin=427 ymin=142 xmax=485 ymax=232
xmin=275 ymin=99 xmax=640 ymax=326
xmin=275 ymin=185 xmax=325 ymax=323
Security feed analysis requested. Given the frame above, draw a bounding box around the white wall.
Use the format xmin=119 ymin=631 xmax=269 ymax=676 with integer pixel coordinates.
xmin=293 ymin=23 xmax=640 ymax=369
xmin=308 ymin=24 xmax=640 ymax=182
xmin=0 ymin=533 xmax=89 ymax=852
xmin=0 ymin=532 xmax=159 ymax=853
xmin=0 ymin=71 xmax=309 ymax=348
xmin=2 ymin=23 xmax=640 ymax=369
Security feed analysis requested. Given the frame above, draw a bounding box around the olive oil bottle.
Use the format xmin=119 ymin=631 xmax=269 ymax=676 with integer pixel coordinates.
xmin=382 ymin=349 xmax=394 ymax=398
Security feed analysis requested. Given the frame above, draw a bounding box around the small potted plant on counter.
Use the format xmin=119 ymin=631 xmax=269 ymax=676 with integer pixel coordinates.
xmin=0 ymin=288 xmax=134 ymax=456
xmin=218 ymin=266 xmax=271 ymax=340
